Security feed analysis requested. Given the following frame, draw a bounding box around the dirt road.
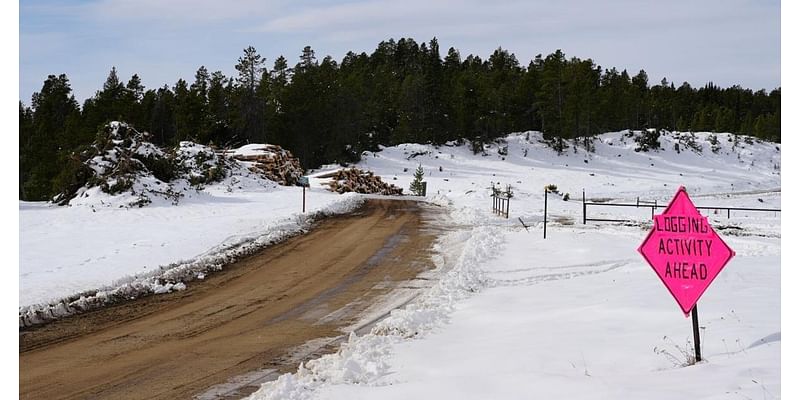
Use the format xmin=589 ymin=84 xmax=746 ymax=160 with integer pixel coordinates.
xmin=20 ymin=199 xmax=443 ymax=400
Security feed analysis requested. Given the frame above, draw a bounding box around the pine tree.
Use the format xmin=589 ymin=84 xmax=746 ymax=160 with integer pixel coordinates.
xmin=123 ymin=74 xmax=145 ymax=127
xmin=206 ymin=71 xmax=233 ymax=146
xmin=173 ymin=79 xmax=193 ymax=142
xmin=409 ymin=164 xmax=425 ymax=196
xmin=189 ymin=66 xmax=210 ymax=143
xmin=235 ymin=46 xmax=265 ymax=93
xmin=23 ymin=74 xmax=82 ymax=200
xmin=234 ymin=46 xmax=267 ymax=143
xmin=299 ymin=46 xmax=317 ymax=70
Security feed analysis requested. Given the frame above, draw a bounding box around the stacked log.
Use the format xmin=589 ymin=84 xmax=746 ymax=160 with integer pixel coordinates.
xmin=229 ymin=144 xmax=303 ymax=186
xmin=324 ymin=168 xmax=403 ymax=195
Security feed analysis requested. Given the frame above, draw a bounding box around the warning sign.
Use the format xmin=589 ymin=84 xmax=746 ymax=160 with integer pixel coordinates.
xmin=637 ymin=187 xmax=735 ymax=316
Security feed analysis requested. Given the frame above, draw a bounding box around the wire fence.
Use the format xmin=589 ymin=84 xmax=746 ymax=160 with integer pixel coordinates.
xmin=581 ymin=191 xmax=781 ymax=224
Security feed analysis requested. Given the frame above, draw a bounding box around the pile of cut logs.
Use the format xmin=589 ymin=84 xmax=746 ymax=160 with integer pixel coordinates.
xmin=230 ymin=144 xmax=303 ymax=186
xmin=324 ymin=168 xmax=404 ymax=195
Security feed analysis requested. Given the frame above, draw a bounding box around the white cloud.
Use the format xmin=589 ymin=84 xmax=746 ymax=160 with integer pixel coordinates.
xmin=19 ymin=0 xmax=780 ymax=102
xmin=84 ymin=0 xmax=286 ymax=23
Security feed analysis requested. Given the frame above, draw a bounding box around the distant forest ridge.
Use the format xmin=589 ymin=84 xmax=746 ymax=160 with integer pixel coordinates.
xmin=20 ymin=37 xmax=780 ymax=201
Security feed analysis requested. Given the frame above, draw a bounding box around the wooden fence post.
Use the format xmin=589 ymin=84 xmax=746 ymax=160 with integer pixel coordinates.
xmin=543 ymin=188 xmax=548 ymax=239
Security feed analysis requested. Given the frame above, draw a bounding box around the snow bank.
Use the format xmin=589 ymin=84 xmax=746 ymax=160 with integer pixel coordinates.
xmin=19 ymin=193 xmax=364 ymax=327
xmin=247 ymin=224 xmax=503 ymax=400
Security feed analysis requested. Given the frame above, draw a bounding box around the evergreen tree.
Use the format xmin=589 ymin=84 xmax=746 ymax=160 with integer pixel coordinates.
xmin=190 ymin=66 xmax=211 ymax=143
xmin=146 ymin=85 xmax=177 ymax=146
xmin=22 ymin=74 xmax=82 ymax=200
xmin=123 ymin=74 xmax=145 ymax=127
xmin=206 ymin=71 xmax=233 ymax=146
xmin=173 ymin=79 xmax=193 ymax=142
xmin=409 ymin=164 xmax=425 ymax=195
xmin=537 ymin=50 xmax=567 ymax=150
xmin=19 ymin=102 xmax=34 ymax=199
xmin=235 ymin=46 xmax=265 ymax=93
xmin=234 ymin=46 xmax=267 ymax=143
xmin=299 ymin=46 xmax=317 ymax=70
xmin=264 ymin=56 xmax=291 ymax=148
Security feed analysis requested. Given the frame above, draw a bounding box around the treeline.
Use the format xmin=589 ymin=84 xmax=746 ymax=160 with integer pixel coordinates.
xmin=20 ymin=38 xmax=780 ymax=201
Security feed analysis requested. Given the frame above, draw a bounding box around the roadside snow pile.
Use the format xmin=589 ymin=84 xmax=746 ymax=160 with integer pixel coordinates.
xmin=19 ymin=193 xmax=365 ymax=328
xmin=323 ymin=168 xmax=404 ymax=195
xmin=247 ymin=224 xmax=502 ymax=400
xmin=60 ymin=122 xmax=301 ymax=208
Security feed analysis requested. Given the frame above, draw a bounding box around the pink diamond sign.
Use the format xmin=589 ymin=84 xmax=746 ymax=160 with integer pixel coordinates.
xmin=638 ymin=187 xmax=735 ymax=316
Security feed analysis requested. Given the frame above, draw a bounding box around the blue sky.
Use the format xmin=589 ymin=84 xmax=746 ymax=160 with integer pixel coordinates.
xmin=19 ymin=0 xmax=780 ymax=104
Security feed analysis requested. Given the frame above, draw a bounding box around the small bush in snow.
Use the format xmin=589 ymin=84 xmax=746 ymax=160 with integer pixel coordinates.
xmin=407 ymin=151 xmax=430 ymax=160
xmin=708 ymin=134 xmax=721 ymax=153
xmin=654 ymin=335 xmax=699 ymax=367
xmin=470 ymin=139 xmax=486 ymax=155
xmin=634 ymin=129 xmax=662 ymax=152
xmin=543 ymin=136 xmax=566 ymax=154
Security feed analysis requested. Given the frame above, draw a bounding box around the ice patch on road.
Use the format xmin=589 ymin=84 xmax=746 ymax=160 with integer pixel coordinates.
xmin=247 ymin=224 xmax=503 ymax=400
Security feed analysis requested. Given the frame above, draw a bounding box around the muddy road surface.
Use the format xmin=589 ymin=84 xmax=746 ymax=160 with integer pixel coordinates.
xmin=20 ymin=199 xmax=444 ymax=400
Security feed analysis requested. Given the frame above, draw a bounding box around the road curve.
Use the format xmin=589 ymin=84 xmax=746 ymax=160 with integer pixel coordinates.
xmin=20 ymin=199 xmax=442 ymax=400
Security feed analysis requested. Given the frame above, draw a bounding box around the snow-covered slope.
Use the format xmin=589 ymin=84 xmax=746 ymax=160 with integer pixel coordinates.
xmin=358 ymin=130 xmax=779 ymax=206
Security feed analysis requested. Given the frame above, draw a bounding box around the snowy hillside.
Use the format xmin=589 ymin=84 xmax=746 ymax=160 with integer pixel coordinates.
xmin=20 ymin=129 xmax=780 ymax=398
xmin=357 ymin=130 xmax=779 ymax=205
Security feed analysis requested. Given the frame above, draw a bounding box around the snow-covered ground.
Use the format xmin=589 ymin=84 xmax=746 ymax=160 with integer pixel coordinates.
xmin=248 ymin=131 xmax=782 ymax=399
xmin=19 ymin=130 xmax=781 ymax=398
xmin=19 ymin=185 xmax=363 ymax=313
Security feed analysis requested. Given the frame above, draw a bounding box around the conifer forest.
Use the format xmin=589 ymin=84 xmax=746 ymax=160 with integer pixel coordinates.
xmin=19 ymin=38 xmax=781 ymax=201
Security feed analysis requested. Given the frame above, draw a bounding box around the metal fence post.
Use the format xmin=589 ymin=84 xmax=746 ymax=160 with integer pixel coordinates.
xmin=692 ymin=305 xmax=702 ymax=362
xmin=582 ymin=189 xmax=586 ymax=224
